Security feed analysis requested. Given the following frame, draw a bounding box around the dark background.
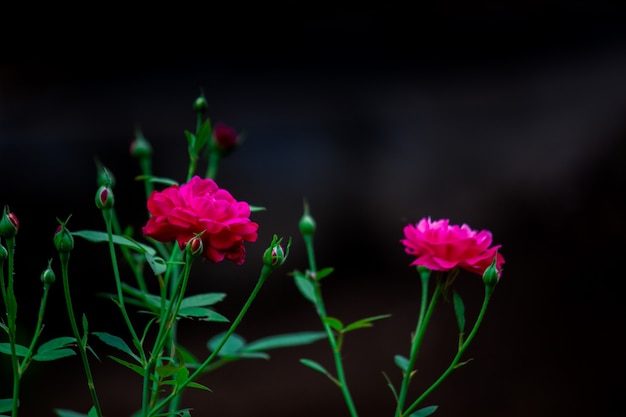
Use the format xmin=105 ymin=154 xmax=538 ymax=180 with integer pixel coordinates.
xmin=2 ymin=4 xmax=626 ymax=417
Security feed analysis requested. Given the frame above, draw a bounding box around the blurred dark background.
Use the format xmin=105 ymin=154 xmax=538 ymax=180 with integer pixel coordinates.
xmin=2 ymin=4 xmax=626 ymax=417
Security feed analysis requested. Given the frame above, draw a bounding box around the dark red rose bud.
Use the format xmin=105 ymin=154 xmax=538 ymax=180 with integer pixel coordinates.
xmin=95 ymin=186 xmax=115 ymax=210
xmin=212 ymin=123 xmax=238 ymax=150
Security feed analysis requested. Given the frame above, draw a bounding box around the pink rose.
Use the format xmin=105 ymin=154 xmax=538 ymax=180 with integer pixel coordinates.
xmin=401 ymin=218 xmax=505 ymax=276
xmin=142 ymin=176 xmax=258 ymax=265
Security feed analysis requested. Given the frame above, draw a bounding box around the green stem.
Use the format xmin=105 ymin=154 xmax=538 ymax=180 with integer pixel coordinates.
xmin=110 ymin=209 xmax=148 ymax=293
xmin=402 ymin=284 xmax=495 ymax=417
xmin=302 ymin=233 xmax=358 ymax=417
xmin=4 ymin=238 xmax=20 ymax=417
xmin=19 ymin=284 xmax=51 ymax=375
xmin=147 ymin=264 xmax=273 ymax=417
xmin=59 ymin=251 xmax=104 ymax=417
xmin=102 ymin=209 xmax=145 ymax=357
xmin=205 ymin=150 xmax=220 ymax=180
xmin=395 ymin=272 xmax=443 ymax=417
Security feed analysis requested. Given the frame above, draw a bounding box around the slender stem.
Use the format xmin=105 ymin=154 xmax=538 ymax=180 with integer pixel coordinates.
xmin=395 ymin=272 xmax=443 ymax=417
xmin=110 ymin=209 xmax=148 ymax=293
xmin=403 ymin=285 xmax=495 ymax=417
xmin=4 ymin=238 xmax=20 ymax=417
xmin=59 ymin=251 xmax=104 ymax=417
xmin=19 ymin=284 xmax=51 ymax=374
xmin=148 ymin=264 xmax=273 ymax=417
xmin=302 ymin=233 xmax=358 ymax=417
xmin=205 ymin=150 xmax=220 ymax=180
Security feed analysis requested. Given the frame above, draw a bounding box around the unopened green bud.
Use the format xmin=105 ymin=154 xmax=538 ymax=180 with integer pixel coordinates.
xmin=41 ymin=259 xmax=56 ymax=286
xmin=0 ymin=206 xmax=19 ymax=239
xmin=482 ymin=255 xmax=500 ymax=289
xmin=95 ymin=186 xmax=115 ymax=210
xmin=299 ymin=204 xmax=316 ymax=237
xmin=263 ymin=235 xmax=291 ymax=269
xmin=130 ymin=131 xmax=153 ymax=159
xmin=194 ymin=96 xmax=208 ymax=113
xmin=54 ymin=221 xmax=74 ymax=253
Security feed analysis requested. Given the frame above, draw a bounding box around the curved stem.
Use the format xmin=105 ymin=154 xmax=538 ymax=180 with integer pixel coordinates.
xmin=403 ymin=284 xmax=494 ymax=417
xmin=59 ymin=251 xmax=104 ymax=417
xmin=395 ymin=272 xmax=443 ymax=417
xmin=19 ymin=284 xmax=51 ymax=374
xmin=148 ymin=264 xmax=273 ymax=417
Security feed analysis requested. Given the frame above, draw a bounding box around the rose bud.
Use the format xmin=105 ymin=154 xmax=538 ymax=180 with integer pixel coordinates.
xmin=54 ymin=222 xmax=74 ymax=253
xmin=212 ymin=123 xmax=239 ymax=151
xmin=0 ymin=206 xmax=19 ymax=239
xmin=263 ymin=235 xmax=291 ymax=269
xmin=40 ymin=259 xmax=56 ymax=286
xmin=193 ymin=96 xmax=208 ymax=114
xmin=95 ymin=185 xmax=115 ymax=210
xmin=130 ymin=131 xmax=153 ymax=159
xmin=186 ymin=236 xmax=204 ymax=257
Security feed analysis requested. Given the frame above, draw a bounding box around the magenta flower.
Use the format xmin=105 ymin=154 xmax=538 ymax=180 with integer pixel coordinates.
xmin=142 ymin=176 xmax=258 ymax=265
xmin=401 ymin=217 xmax=505 ymax=276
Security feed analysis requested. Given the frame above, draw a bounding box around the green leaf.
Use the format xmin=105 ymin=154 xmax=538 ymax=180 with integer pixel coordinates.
xmin=207 ymin=332 xmax=245 ymax=356
xmin=0 ymin=398 xmax=14 ymax=413
xmin=37 ymin=336 xmax=76 ymax=353
xmin=0 ymin=322 xmax=8 ymax=334
xmin=32 ymin=348 xmax=76 ymax=361
xmin=177 ymin=307 xmax=229 ymax=322
xmin=54 ymin=409 xmax=89 ymax=417
xmin=452 ymin=291 xmax=465 ymax=334
xmin=315 ymin=267 xmax=334 ymax=280
xmin=322 ymin=316 xmax=343 ymax=331
xmin=249 ymin=205 xmax=266 ymax=212
xmin=0 ymin=343 xmax=29 ymax=357
xmin=72 ymin=230 xmax=156 ymax=255
xmin=343 ymin=314 xmax=391 ymax=332
xmin=409 ymin=405 xmax=438 ymax=417
xmin=176 ymin=344 xmax=200 ymax=368
xmin=134 ymin=175 xmax=179 ymax=187
xmin=293 ymin=272 xmax=316 ymax=303
xmin=108 ymin=355 xmax=145 ymax=377
xmin=243 ymin=331 xmax=326 ymax=352
xmin=87 ymin=406 xmax=98 ymax=417
xmin=186 ymin=381 xmax=212 ymax=391
xmin=92 ymin=332 xmax=141 ymax=363
xmin=155 ymin=364 xmax=178 ymax=378
xmin=394 ymin=354 xmax=410 ymax=372
xmin=145 ymin=252 xmax=167 ymax=275
xmin=175 ymin=366 xmax=189 ymax=386
xmin=299 ymin=358 xmax=330 ymax=376
xmin=180 ymin=293 xmax=226 ymax=308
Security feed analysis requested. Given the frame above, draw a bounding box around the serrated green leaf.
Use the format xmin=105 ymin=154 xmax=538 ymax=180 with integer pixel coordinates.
xmin=72 ymin=230 xmax=156 ymax=255
xmin=33 ymin=348 xmax=76 ymax=361
xmin=207 ymin=333 xmax=245 ymax=356
xmin=299 ymin=358 xmax=330 ymax=376
xmin=180 ymin=293 xmax=226 ymax=308
xmin=92 ymin=332 xmax=141 ymax=363
xmin=343 ymin=314 xmax=391 ymax=332
xmin=409 ymin=405 xmax=438 ymax=417
xmin=315 ymin=267 xmax=334 ymax=280
xmin=322 ymin=317 xmax=343 ymax=331
xmin=293 ymin=273 xmax=316 ymax=303
xmin=37 ymin=337 xmax=76 ymax=354
xmin=394 ymin=354 xmax=410 ymax=372
xmin=452 ymin=291 xmax=465 ymax=334
xmin=0 ymin=343 xmax=29 ymax=357
xmin=178 ymin=307 xmax=229 ymax=322
xmin=0 ymin=398 xmax=14 ymax=413
xmin=243 ymin=331 xmax=326 ymax=352
xmin=108 ymin=355 xmax=145 ymax=376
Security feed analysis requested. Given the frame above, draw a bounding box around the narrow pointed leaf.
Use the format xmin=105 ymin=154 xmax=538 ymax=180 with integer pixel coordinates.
xmin=0 ymin=343 xmax=29 ymax=357
xmin=135 ymin=175 xmax=179 ymax=187
xmin=0 ymin=399 xmax=14 ymax=413
xmin=322 ymin=317 xmax=344 ymax=331
xmin=243 ymin=331 xmax=326 ymax=352
xmin=409 ymin=405 xmax=438 ymax=417
xmin=314 ymin=267 xmax=334 ymax=280
xmin=178 ymin=307 xmax=229 ymax=322
xmin=33 ymin=348 xmax=76 ymax=361
xmin=37 ymin=337 xmax=76 ymax=353
xmin=343 ymin=314 xmax=391 ymax=332
xmin=293 ymin=273 xmax=316 ymax=303
xmin=108 ymin=355 xmax=145 ymax=376
xmin=299 ymin=358 xmax=330 ymax=376
xmin=72 ymin=230 xmax=156 ymax=255
xmin=54 ymin=409 xmax=89 ymax=417
xmin=180 ymin=293 xmax=226 ymax=308
xmin=92 ymin=332 xmax=141 ymax=363
xmin=394 ymin=354 xmax=410 ymax=372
